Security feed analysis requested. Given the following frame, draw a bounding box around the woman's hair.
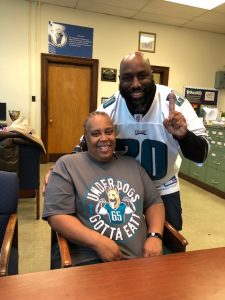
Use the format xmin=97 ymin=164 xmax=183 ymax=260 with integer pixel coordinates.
xmin=80 ymin=111 xmax=112 ymax=151
xmin=83 ymin=111 xmax=111 ymax=134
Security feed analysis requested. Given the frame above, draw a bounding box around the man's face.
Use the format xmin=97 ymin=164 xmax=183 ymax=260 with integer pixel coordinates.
xmin=119 ymin=54 xmax=154 ymax=113
xmin=85 ymin=115 xmax=116 ymax=162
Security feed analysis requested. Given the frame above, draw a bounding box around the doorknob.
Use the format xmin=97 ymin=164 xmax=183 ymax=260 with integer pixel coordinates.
xmin=49 ymin=117 xmax=53 ymax=123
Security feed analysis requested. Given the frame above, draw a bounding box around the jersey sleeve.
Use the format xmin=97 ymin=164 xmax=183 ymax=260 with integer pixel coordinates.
xmin=43 ymin=157 xmax=76 ymax=219
xmin=181 ymin=100 xmax=207 ymax=136
xmin=97 ymin=91 xmax=120 ymax=119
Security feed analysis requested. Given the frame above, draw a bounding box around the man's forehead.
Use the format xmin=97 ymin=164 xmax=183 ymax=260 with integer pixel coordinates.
xmin=121 ymin=56 xmax=150 ymax=72
xmin=120 ymin=63 xmax=150 ymax=76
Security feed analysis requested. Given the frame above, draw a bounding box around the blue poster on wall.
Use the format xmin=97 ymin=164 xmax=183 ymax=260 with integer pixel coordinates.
xmin=48 ymin=21 xmax=93 ymax=58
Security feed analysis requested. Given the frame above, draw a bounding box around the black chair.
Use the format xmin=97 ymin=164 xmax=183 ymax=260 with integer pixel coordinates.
xmin=0 ymin=133 xmax=42 ymax=220
xmin=51 ymin=221 xmax=188 ymax=269
xmin=0 ymin=171 xmax=19 ymax=276
xmin=18 ymin=144 xmax=41 ymax=219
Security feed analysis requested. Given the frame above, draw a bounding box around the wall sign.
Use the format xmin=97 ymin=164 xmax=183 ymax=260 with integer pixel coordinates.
xmin=184 ymin=86 xmax=218 ymax=105
xmin=101 ymin=68 xmax=117 ymax=82
xmin=48 ymin=21 xmax=93 ymax=58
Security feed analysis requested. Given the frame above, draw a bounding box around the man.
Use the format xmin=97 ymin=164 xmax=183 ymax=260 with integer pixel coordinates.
xmin=43 ymin=112 xmax=165 ymax=268
xmin=97 ymin=51 xmax=209 ymax=230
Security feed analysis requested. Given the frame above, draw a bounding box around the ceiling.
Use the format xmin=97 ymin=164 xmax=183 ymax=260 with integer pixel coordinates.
xmin=32 ymin=0 xmax=225 ymax=35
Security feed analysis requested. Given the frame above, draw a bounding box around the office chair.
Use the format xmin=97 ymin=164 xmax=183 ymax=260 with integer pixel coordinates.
xmin=0 ymin=171 xmax=19 ymax=276
xmin=18 ymin=144 xmax=41 ymax=219
xmin=50 ymin=221 xmax=188 ymax=269
xmin=0 ymin=134 xmax=42 ymax=220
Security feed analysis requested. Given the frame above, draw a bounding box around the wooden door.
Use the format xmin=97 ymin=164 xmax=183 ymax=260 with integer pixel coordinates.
xmin=41 ymin=54 xmax=98 ymax=162
xmin=152 ymin=65 xmax=169 ymax=85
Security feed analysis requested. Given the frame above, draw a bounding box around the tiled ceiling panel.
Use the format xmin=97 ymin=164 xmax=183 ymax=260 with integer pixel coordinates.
xmin=76 ymin=0 xmax=137 ymax=18
xmin=28 ymin=0 xmax=225 ymax=34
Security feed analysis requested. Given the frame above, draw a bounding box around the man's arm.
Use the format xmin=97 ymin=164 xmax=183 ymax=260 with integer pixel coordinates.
xmin=48 ymin=214 xmax=123 ymax=262
xmin=163 ymin=93 xmax=209 ymax=163
xmin=143 ymin=202 xmax=165 ymax=257
xmin=175 ymin=131 xmax=209 ymax=163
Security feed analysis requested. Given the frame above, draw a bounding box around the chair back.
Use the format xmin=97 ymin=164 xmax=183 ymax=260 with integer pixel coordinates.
xmin=0 ymin=171 xmax=19 ymax=276
xmin=0 ymin=171 xmax=19 ymax=248
xmin=18 ymin=144 xmax=40 ymax=190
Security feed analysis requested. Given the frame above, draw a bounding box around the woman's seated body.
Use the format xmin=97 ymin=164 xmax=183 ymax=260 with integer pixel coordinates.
xmin=43 ymin=111 xmax=165 ymax=268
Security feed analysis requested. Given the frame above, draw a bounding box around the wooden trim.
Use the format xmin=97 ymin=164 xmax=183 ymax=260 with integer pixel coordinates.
xmin=151 ymin=65 xmax=169 ymax=86
xmin=19 ymin=189 xmax=35 ymax=198
xmin=179 ymin=172 xmax=225 ymax=199
xmin=164 ymin=221 xmax=188 ymax=253
xmin=41 ymin=53 xmax=99 ymax=162
xmin=56 ymin=233 xmax=72 ymax=268
xmin=0 ymin=214 xmax=17 ymax=276
xmin=48 ymin=153 xmax=68 ymax=162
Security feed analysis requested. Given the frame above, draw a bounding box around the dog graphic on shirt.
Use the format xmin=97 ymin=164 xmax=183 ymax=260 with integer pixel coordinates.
xmin=95 ymin=187 xmax=135 ymax=224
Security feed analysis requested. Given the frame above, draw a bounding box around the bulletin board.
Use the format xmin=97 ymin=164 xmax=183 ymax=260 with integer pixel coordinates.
xmin=184 ymin=86 xmax=218 ymax=106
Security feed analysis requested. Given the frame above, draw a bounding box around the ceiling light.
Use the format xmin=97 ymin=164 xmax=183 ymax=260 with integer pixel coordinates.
xmin=165 ymin=0 xmax=225 ymax=10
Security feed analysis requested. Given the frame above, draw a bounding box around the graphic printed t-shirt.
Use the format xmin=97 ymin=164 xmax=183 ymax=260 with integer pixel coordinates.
xmin=43 ymin=152 xmax=162 ymax=265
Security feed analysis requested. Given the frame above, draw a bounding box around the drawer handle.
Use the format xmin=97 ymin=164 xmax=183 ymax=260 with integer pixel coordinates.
xmin=211 ymin=180 xmax=219 ymax=184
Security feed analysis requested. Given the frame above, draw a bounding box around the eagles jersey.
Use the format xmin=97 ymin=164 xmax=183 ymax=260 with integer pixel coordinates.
xmin=98 ymin=84 xmax=208 ymax=195
xmin=104 ymin=202 xmax=127 ymax=224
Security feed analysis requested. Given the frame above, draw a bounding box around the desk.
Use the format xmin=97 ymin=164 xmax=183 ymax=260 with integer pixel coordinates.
xmin=0 ymin=247 xmax=225 ymax=300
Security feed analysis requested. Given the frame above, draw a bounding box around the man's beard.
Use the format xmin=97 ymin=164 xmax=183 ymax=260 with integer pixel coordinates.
xmin=119 ymin=81 xmax=156 ymax=115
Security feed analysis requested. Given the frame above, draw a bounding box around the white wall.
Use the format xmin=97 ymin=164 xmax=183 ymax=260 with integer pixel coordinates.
xmin=1 ymin=0 xmax=225 ymax=134
xmin=0 ymin=0 xmax=29 ymax=122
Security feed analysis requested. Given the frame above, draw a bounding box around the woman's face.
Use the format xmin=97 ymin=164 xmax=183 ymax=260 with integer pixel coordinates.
xmin=85 ymin=114 xmax=116 ymax=162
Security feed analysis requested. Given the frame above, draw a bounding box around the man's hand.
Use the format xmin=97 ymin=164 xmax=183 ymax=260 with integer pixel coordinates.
xmin=143 ymin=237 xmax=163 ymax=257
xmin=93 ymin=235 xmax=124 ymax=262
xmin=163 ymin=92 xmax=187 ymax=139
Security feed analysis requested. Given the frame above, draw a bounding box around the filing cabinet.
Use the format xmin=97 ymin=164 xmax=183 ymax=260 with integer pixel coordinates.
xmin=179 ymin=125 xmax=225 ymax=197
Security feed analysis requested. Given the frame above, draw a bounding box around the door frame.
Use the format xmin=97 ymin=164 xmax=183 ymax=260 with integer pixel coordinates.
xmin=41 ymin=53 xmax=99 ymax=162
xmin=152 ymin=65 xmax=169 ymax=85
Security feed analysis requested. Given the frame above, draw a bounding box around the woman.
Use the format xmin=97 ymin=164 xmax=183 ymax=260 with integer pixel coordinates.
xmin=43 ymin=111 xmax=165 ymax=268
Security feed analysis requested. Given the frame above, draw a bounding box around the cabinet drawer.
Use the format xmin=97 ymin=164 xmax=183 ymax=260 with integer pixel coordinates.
xmin=208 ymin=129 xmax=225 ymax=140
xmin=210 ymin=140 xmax=225 ymax=153
xmin=189 ymin=163 xmax=207 ymax=182
xmin=207 ymin=152 xmax=225 ymax=171
xmin=205 ymin=167 xmax=225 ymax=192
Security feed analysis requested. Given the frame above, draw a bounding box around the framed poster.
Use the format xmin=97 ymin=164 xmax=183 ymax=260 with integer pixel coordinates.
xmin=138 ymin=32 xmax=156 ymax=53
xmin=48 ymin=21 xmax=93 ymax=58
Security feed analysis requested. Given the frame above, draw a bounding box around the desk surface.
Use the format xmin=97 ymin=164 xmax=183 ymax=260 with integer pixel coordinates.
xmin=1 ymin=247 xmax=225 ymax=300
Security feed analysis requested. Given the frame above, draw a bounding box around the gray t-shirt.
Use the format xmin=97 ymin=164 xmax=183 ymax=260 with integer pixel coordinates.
xmin=43 ymin=152 xmax=162 ymax=265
